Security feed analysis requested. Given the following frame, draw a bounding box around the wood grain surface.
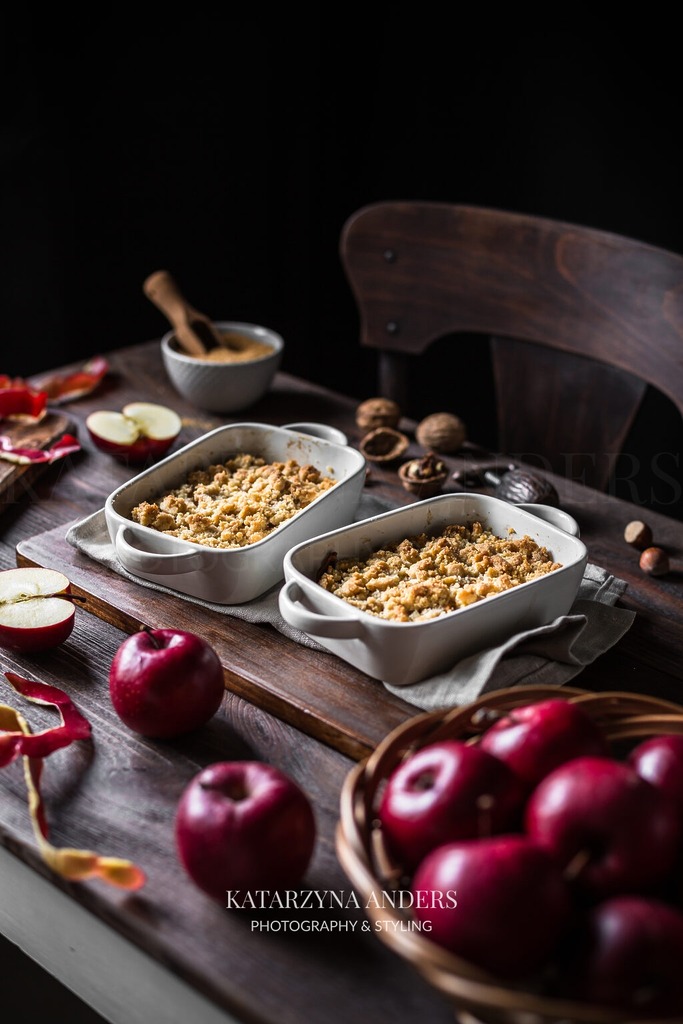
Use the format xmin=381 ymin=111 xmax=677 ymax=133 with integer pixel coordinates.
xmin=0 ymin=340 xmax=681 ymax=1024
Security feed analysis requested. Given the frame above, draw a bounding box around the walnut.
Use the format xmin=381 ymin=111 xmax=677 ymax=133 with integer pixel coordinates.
xmin=415 ymin=412 xmax=467 ymax=453
xmin=355 ymin=397 xmax=401 ymax=432
xmin=359 ymin=427 xmax=409 ymax=463
xmin=398 ymin=452 xmax=448 ymax=498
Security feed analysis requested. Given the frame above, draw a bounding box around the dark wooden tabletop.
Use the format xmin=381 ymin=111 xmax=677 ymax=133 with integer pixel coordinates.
xmin=1 ymin=340 xmax=682 ymax=1024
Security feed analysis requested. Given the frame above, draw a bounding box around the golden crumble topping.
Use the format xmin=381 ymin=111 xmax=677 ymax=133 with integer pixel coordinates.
xmin=317 ymin=521 xmax=562 ymax=623
xmin=130 ymin=453 xmax=336 ymax=549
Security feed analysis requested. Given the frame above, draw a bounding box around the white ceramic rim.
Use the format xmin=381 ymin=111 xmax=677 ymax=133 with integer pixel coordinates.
xmin=160 ymin=321 xmax=284 ymax=366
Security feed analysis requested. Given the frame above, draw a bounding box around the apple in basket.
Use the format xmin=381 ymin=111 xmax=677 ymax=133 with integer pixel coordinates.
xmin=477 ymin=697 xmax=610 ymax=791
xmin=0 ymin=567 xmax=78 ymax=651
xmin=86 ymin=401 xmax=181 ymax=462
xmin=108 ymin=626 xmax=225 ymax=738
xmin=525 ymin=755 xmax=683 ymax=900
xmin=378 ymin=740 xmax=526 ymax=871
xmin=175 ymin=761 xmax=317 ymax=901
xmin=628 ymin=733 xmax=683 ymax=815
xmin=557 ymin=895 xmax=683 ymax=1017
xmin=411 ymin=833 xmax=572 ymax=979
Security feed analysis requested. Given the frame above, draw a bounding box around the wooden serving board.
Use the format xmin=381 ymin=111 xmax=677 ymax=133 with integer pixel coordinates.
xmin=0 ymin=412 xmax=74 ymax=511
xmin=16 ymin=522 xmax=421 ymax=761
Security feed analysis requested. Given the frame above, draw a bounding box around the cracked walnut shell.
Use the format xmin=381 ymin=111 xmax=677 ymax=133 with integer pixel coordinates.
xmin=359 ymin=427 xmax=409 ymax=463
xmin=415 ymin=412 xmax=467 ymax=453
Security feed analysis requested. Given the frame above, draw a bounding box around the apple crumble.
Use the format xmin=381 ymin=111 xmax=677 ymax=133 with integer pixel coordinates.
xmin=130 ymin=453 xmax=336 ymax=548
xmin=317 ymin=521 xmax=562 ymax=622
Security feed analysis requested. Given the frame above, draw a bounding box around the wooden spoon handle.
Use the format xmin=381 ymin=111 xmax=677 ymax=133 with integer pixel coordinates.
xmin=143 ymin=269 xmax=228 ymax=355
xmin=143 ymin=270 xmax=203 ymax=329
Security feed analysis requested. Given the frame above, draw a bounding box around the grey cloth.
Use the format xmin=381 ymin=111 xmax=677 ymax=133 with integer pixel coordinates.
xmin=66 ymin=501 xmax=635 ymax=710
xmin=383 ymin=562 xmax=635 ymax=710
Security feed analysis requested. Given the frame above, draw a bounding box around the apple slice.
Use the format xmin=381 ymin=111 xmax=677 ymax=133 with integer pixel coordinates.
xmin=86 ymin=401 xmax=181 ymax=463
xmin=0 ymin=567 xmax=77 ymax=651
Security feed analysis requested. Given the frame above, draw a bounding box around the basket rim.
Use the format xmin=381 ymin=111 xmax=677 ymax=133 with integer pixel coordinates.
xmin=336 ymin=685 xmax=683 ymax=1024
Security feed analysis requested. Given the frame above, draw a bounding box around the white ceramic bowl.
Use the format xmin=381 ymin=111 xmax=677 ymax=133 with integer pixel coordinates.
xmin=160 ymin=321 xmax=284 ymax=414
xmin=104 ymin=422 xmax=366 ymax=604
xmin=279 ymin=493 xmax=587 ymax=685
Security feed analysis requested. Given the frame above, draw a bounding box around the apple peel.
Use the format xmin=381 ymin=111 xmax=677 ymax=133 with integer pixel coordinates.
xmin=0 ymin=377 xmax=47 ymax=423
xmin=0 ymin=672 xmax=91 ymax=766
xmin=1 ymin=672 xmax=146 ymax=891
xmin=36 ymin=356 xmax=109 ymax=404
xmin=0 ymin=433 xmax=81 ymax=465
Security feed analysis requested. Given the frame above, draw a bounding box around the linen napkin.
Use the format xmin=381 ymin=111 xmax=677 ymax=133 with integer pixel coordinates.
xmin=65 ymin=499 xmax=635 ymax=710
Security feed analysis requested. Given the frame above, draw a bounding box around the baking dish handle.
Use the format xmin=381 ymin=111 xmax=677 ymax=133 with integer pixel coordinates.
xmin=517 ymin=503 xmax=580 ymax=537
xmin=279 ymin=580 xmax=362 ymax=638
xmin=114 ymin=526 xmax=207 ymax=576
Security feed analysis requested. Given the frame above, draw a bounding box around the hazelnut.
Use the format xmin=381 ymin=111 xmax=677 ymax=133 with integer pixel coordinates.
xmin=359 ymin=427 xmax=409 ymax=463
xmin=355 ymin=397 xmax=401 ymax=432
xmin=415 ymin=412 xmax=467 ymax=454
xmin=639 ymin=546 xmax=670 ymax=577
xmin=624 ymin=520 xmax=653 ymax=550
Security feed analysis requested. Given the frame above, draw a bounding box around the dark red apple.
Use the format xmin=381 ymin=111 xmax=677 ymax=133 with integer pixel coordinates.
xmin=175 ymin=760 xmax=316 ymax=901
xmin=558 ymin=895 xmax=683 ymax=1016
xmin=628 ymin=734 xmax=683 ymax=816
xmin=378 ymin=740 xmax=526 ymax=870
xmin=411 ymin=834 xmax=572 ymax=979
xmin=109 ymin=626 xmax=224 ymax=738
xmin=478 ymin=697 xmax=609 ymax=790
xmin=525 ymin=755 xmax=683 ymax=900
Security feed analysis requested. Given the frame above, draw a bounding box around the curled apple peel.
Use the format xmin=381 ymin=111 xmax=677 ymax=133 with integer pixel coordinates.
xmin=1 ymin=671 xmax=146 ymax=890
xmin=0 ymin=432 xmax=81 ymax=466
xmin=35 ymin=356 xmax=109 ymax=403
xmin=0 ymin=376 xmax=47 ymax=422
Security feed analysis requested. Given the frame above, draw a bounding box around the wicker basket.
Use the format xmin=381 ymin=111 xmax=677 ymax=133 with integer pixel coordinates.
xmin=336 ymin=685 xmax=683 ymax=1024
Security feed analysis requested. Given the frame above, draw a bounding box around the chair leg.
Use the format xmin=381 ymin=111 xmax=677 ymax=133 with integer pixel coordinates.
xmin=378 ymin=350 xmax=411 ymax=409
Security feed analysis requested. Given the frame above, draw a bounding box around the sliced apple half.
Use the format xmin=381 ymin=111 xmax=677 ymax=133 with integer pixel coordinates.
xmin=86 ymin=401 xmax=182 ymax=463
xmin=0 ymin=567 xmax=77 ymax=652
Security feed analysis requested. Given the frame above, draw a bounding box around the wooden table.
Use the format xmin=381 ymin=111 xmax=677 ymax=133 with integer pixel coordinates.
xmin=1 ymin=341 xmax=682 ymax=1024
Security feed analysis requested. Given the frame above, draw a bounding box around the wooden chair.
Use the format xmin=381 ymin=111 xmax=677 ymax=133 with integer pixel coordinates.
xmin=340 ymin=201 xmax=683 ymax=493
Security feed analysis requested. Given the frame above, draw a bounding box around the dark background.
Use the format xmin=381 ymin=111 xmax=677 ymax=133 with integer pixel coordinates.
xmin=1 ymin=15 xmax=682 ymax=495
xmin=0 ymin=18 xmax=682 ymax=1021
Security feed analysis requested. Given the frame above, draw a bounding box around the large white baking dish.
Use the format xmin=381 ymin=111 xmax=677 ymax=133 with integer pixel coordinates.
xmin=104 ymin=422 xmax=366 ymax=604
xmin=278 ymin=493 xmax=588 ymax=685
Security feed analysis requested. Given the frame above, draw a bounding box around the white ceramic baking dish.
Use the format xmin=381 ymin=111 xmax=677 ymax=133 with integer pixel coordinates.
xmin=278 ymin=493 xmax=588 ymax=685
xmin=104 ymin=422 xmax=366 ymax=604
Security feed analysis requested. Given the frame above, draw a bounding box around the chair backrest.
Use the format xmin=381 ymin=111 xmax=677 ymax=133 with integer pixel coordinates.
xmin=340 ymin=201 xmax=683 ymax=491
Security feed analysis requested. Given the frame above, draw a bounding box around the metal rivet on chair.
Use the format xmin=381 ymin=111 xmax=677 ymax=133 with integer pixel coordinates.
xmin=385 ymin=321 xmax=399 ymax=335
xmin=383 ymin=249 xmax=396 ymax=263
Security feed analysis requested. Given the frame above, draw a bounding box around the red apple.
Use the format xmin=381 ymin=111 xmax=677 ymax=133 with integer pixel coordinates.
xmin=411 ymin=834 xmax=572 ymax=979
xmin=558 ymin=895 xmax=683 ymax=1016
xmin=628 ymin=734 xmax=683 ymax=816
xmin=175 ymin=760 xmax=316 ymax=900
xmin=0 ymin=567 xmax=77 ymax=651
xmin=478 ymin=697 xmax=610 ymax=790
xmin=109 ymin=626 xmax=224 ymax=738
xmin=378 ymin=740 xmax=526 ymax=870
xmin=86 ymin=401 xmax=181 ymax=462
xmin=525 ymin=755 xmax=683 ymax=900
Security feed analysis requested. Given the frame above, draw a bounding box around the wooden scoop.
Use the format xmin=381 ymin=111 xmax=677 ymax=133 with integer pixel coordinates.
xmin=143 ymin=270 xmax=233 ymax=355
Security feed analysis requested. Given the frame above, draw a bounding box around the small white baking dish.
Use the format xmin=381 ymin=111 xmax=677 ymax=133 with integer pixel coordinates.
xmin=104 ymin=422 xmax=366 ymax=604
xmin=278 ymin=493 xmax=588 ymax=685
